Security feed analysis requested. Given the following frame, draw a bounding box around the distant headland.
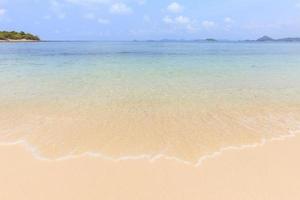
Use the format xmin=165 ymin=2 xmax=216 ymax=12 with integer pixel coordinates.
xmin=251 ymin=36 xmax=300 ymax=42
xmin=0 ymin=31 xmax=40 ymax=42
xmin=133 ymin=36 xmax=300 ymax=43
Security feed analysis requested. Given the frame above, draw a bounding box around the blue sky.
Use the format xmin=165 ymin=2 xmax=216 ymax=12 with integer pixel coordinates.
xmin=0 ymin=0 xmax=300 ymax=40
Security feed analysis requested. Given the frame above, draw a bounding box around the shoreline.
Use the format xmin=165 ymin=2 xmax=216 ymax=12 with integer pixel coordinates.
xmin=0 ymin=128 xmax=299 ymax=166
xmin=0 ymin=39 xmax=40 ymax=42
xmin=1 ymin=130 xmax=300 ymax=199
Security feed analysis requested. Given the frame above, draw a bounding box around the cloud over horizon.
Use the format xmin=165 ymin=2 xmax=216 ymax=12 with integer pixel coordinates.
xmin=167 ymin=2 xmax=183 ymax=13
xmin=110 ymin=2 xmax=132 ymax=15
xmin=0 ymin=0 xmax=299 ymax=40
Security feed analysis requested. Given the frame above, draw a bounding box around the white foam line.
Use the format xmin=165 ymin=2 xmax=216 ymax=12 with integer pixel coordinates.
xmin=0 ymin=129 xmax=299 ymax=167
xmin=195 ymin=130 xmax=299 ymax=167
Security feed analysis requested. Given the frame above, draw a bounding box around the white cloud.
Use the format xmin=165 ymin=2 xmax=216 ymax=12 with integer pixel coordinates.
xmin=163 ymin=15 xmax=196 ymax=32
xmin=174 ymin=15 xmax=190 ymax=24
xmin=224 ymin=17 xmax=234 ymax=23
xmin=65 ymin=0 xmax=111 ymax=5
xmin=97 ymin=18 xmax=110 ymax=24
xmin=136 ymin=0 xmax=146 ymax=5
xmin=110 ymin=2 xmax=132 ymax=15
xmin=163 ymin=15 xmax=190 ymax=24
xmin=224 ymin=17 xmax=234 ymax=30
xmin=167 ymin=2 xmax=183 ymax=13
xmin=202 ymin=20 xmax=216 ymax=29
xmin=0 ymin=8 xmax=6 ymax=16
xmin=83 ymin=13 xmax=109 ymax=24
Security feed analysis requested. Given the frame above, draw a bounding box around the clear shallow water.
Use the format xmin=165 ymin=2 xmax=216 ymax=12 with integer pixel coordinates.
xmin=1 ymin=42 xmax=300 ymax=162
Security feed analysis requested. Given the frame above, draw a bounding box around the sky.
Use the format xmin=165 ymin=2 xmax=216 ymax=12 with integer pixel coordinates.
xmin=0 ymin=0 xmax=300 ymax=40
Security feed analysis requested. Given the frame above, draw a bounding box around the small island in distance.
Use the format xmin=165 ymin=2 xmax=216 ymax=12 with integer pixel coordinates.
xmin=0 ymin=31 xmax=40 ymax=42
xmin=133 ymin=36 xmax=300 ymax=43
xmin=253 ymin=35 xmax=300 ymax=42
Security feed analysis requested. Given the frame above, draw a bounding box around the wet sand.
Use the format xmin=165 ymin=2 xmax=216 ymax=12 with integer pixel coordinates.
xmin=2 ymin=100 xmax=299 ymax=162
xmin=0 ymin=133 xmax=300 ymax=200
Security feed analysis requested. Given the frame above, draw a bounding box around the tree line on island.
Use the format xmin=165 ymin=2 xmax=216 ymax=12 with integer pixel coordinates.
xmin=0 ymin=31 xmax=40 ymax=41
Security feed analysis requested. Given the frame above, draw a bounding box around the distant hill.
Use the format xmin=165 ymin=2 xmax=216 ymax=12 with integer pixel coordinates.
xmin=0 ymin=31 xmax=40 ymax=41
xmin=256 ymin=36 xmax=275 ymax=42
xmin=256 ymin=35 xmax=300 ymax=42
xmin=277 ymin=37 xmax=300 ymax=42
xmin=134 ymin=36 xmax=300 ymax=43
xmin=205 ymin=38 xmax=217 ymax=42
xmin=134 ymin=38 xmax=219 ymax=43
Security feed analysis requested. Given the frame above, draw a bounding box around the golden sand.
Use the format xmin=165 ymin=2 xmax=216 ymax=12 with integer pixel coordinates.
xmin=0 ymin=133 xmax=300 ymax=200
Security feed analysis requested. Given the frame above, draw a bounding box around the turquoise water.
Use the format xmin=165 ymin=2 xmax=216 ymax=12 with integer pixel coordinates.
xmin=1 ymin=42 xmax=300 ymax=161
xmin=1 ymin=42 xmax=300 ymax=99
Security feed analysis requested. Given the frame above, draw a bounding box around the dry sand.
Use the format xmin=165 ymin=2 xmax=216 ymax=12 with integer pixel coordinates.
xmin=0 ymin=134 xmax=300 ymax=200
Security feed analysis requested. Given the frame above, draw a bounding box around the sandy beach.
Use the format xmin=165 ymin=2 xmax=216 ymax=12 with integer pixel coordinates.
xmin=0 ymin=133 xmax=300 ymax=200
xmin=1 ymin=41 xmax=300 ymax=200
xmin=0 ymin=39 xmax=39 ymax=42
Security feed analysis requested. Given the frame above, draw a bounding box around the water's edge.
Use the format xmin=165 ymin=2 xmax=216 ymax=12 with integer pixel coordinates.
xmin=0 ymin=129 xmax=299 ymax=167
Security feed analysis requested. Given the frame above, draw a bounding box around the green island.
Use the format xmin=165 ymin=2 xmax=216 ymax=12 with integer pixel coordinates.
xmin=0 ymin=31 xmax=40 ymax=41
